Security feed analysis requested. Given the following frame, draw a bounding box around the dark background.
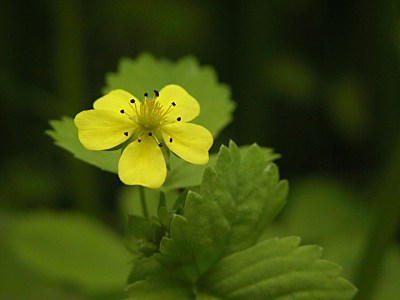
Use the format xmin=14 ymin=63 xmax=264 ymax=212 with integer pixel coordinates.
xmin=2 ymin=1 xmax=399 ymax=214
xmin=0 ymin=1 xmax=399 ymax=298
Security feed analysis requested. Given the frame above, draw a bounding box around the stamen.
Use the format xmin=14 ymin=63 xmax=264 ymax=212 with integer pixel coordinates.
xmin=120 ymin=108 xmax=132 ymax=118
xmin=138 ymin=138 xmax=141 ymax=142
xmin=161 ymin=102 xmax=175 ymax=117
xmin=171 ymin=101 xmax=176 ymax=106
xmin=124 ymin=132 xmax=128 ymax=136
xmin=145 ymin=132 xmax=161 ymax=146
xmin=169 ymin=138 xmax=173 ymax=143
xmin=128 ymin=99 xmax=139 ymax=115
xmin=177 ymin=117 xmax=181 ymax=121
xmin=154 ymin=90 xmax=159 ymax=97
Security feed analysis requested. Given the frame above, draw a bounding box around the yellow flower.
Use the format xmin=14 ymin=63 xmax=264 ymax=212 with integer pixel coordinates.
xmin=74 ymin=84 xmax=213 ymax=188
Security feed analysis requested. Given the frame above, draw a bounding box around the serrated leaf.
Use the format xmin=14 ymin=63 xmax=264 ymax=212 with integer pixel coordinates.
xmin=199 ymin=237 xmax=357 ymax=300
xmin=8 ymin=211 xmax=130 ymax=293
xmin=158 ymin=141 xmax=288 ymax=277
xmin=105 ymin=53 xmax=235 ymax=137
xmin=127 ymin=142 xmax=355 ymax=299
xmin=163 ymin=146 xmax=279 ymax=191
xmin=47 ymin=117 xmax=120 ymax=173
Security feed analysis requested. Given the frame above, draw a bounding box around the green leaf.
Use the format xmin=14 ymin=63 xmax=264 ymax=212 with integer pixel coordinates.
xmin=162 ymin=145 xmax=279 ymax=191
xmin=8 ymin=211 xmax=131 ymax=294
xmin=127 ymin=256 xmax=164 ymax=285
xmin=158 ymin=141 xmax=288 ymax=277
xmin=105 ymin=53 xmax=235 ymax=137
xmin=0 ymin=213 xmax=84 ymax=300
xmin=126 ymin=142 xmax=355 ymax=299
xmin=47 ymin=117 xmax=120 ymax=173
xmin=283 ymin=177 xmax=370 ymax=242
xmin=372 ymin=245 xmax=400 ymax=300
xmin=199 ymin=237 xmax=357 ymax=300
xmin=127 ymin=278 xmax=193 ymax=300
xmin=125 ymin=215 xmax=162 ymax=257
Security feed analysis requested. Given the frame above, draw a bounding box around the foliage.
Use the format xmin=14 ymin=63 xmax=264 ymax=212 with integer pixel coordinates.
xmin=7 ymin=212 xmax=130 ymax=295
xmin=125 ymin=142 xmax=357 ymax=299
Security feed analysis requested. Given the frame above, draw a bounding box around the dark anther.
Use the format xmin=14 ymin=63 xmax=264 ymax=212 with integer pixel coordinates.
xmin=138 ymin=139 xmax=141 ymax=143
xmin=154 ymin=90 xmax=159 ymax=97
xmin=148 ymin=132 xmax=152 ymax=136
xmin=144 ymin=92 xmax=148 ymax=97
xmin=177 ymin=117 xmax=181 ymax=121
xmin=120 ymin=109 xmax=124 ymax=114
xmin=159 ymin=143 xmax=163 ymax=147
xmin=130 ymin=99 xmax=135 ymax=103
xmin=169 ymin=138 xmax=173 ymax=143
xmin=171 ymin=101 xmax=176 ymax=106
xmin=124 ymin=132 xmax=128 ymax=136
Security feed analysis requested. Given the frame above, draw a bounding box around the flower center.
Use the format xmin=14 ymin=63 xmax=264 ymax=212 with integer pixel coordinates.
xmin=137 ymin=97 xmax=165 ymax=132
xmin=120 ymin=90 xmax=177 ymax=147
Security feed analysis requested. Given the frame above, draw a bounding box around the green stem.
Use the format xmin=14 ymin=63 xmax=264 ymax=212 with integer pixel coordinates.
xmin=354 ymin=135 xmax=400 ymax=299
xmin=139 ymin=186 xmax=149 ymax=218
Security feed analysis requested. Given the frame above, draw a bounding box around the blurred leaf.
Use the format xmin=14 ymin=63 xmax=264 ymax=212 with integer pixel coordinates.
xmin=372 ymin=246 xmax=400 ymax=300
xmin=283 ymin=177 xmax=369 ymax=241
xmin=47 ymin=117 xmax=120 ymax=173
xmin=0 ymin=213 xmax=83 ymax=300
xmin=262 ymin=176 xmax=370 ymax=279
xmin=200 ymin=237 xmax=357 ymax=299
xmin=158 ymin=142 xmax=288 ymax=278
xmin=8 ymin=211 xmax=130 ymax=294
xmin=104 ymin=53 xmax=235 ymax=137
xmin=127 ymin=278 xmax=193 ymax=300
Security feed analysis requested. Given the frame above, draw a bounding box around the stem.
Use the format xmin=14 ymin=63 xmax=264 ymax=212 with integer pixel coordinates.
xmin=139 ymin=186 xmax=149 ymax=218
xmin=354 ymin=135 xmax=400 ymax=299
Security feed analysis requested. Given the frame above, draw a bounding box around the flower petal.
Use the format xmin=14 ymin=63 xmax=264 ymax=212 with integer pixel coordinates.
xmin=74 ymin=109 xmax=135 ymax=150
xmin=158 ymin=85 xmax=200 ymax=123
xmin=93 ymin=89 xmax=140 ymax=115
xmin=118 ymin=136 xmax=167 ymax=188
xmin=162 ymin=123 xmax=213 ymax=165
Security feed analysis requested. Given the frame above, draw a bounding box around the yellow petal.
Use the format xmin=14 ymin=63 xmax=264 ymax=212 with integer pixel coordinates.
xmin=162 ymin=123 xmax=213 ymax=165
xmin=93 ymin=89 xmax=140 ymax=115
xmin=158 ymin=85 xmax=200 ymax=123
xmin=118 ymin=135 xmax=167 ymax=188
xmin=74 ymin=109 xmax=135 ymax=150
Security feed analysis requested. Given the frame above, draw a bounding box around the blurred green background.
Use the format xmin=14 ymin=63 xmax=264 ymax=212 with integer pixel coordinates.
xmin=1 ymin=1 xmax=399 ymax=299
